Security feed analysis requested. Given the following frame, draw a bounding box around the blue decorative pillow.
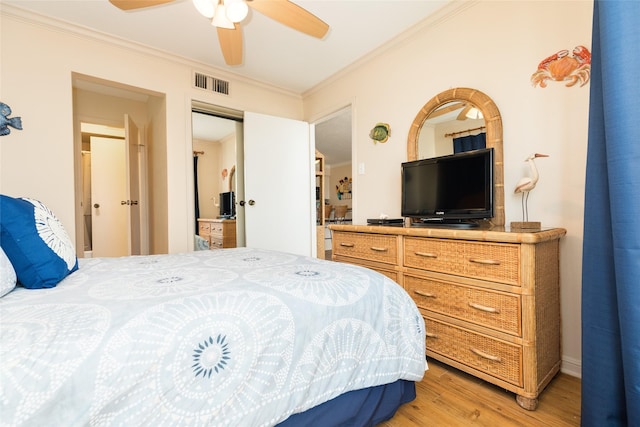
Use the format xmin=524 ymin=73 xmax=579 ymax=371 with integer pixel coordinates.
xmin=0 ymin=195 xmax=78 ymax=289
xmin=0 ymin=247 xmax=17 ymax=297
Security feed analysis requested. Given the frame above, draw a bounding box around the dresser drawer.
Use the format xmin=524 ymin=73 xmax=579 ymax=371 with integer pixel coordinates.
xmin=198 ymin=222 xmax=211 ymax=236
xmin=210 ymin=222 xmax=224 ymax=236
xmin=333 ymin=231 xmax=398 ymax=265
xmin=405 ymin=274 xmax=521 ymax=336
xmin=209 ymin=237 xmax=224 ymax=249
xmin=371 ymin=266 xmax=399 ymax=283
xmin=425 ymin=317 xmax=523 ymax=387
xmin=335 ymin=256 xmax=399 ymax=282
xmin=404 ymin=238 xmax=521 ymax=285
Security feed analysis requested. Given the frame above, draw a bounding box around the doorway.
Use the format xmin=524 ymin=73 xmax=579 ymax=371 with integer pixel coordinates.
xmin=191 ymin=105 xmax=245 ymax=247
xmin=314 ymin=106 xmax=353 ymax=258
xmin=190 ymin=101 xmax=316 ymax=257
xmin=81 ymin=125 xmax=125 ymax=257
xmin=72 ymin=73 xmax=167 ymax=257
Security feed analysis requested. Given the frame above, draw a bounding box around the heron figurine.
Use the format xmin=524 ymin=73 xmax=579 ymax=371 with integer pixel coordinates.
xmin=514 ymin=153 xmax=549 ymax=222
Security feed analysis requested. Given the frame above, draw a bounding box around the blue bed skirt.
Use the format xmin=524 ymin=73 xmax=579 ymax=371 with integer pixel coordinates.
xmin=277 ymin=379 xmax=416 ymax=427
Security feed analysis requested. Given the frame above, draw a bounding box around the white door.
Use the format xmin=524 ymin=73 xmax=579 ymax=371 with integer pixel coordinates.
xmin=243 ymin=112 xmax=315 ymax=256
xmin=90 ymin=136 xmax=128 ymax=257
xmin=125 ymin=115 xmax=142 ymax=255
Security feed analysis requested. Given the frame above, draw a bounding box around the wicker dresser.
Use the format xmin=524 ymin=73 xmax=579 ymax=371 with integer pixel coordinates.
xmin=197 ymin=219 xmax=236 ymax=249
xmin=329 ymin=224 xmax=566 ymax=410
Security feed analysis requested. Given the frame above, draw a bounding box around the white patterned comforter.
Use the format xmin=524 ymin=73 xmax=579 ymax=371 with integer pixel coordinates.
xmin=0 ymin=248 xmax=426 ymax=427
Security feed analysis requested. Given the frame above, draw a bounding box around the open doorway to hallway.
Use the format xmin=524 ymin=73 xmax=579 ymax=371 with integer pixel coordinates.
xmin=314 ymin=106 xmax=353 ymax=259
xmin=72 ymin=73 xmax=167 ymax=257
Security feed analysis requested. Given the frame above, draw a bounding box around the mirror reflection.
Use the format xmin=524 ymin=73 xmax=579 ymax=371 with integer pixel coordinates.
xmin=192 ymin=112 xmax=237 ymax=221
xmin=417 ymin=101 xmax=486 ymax=159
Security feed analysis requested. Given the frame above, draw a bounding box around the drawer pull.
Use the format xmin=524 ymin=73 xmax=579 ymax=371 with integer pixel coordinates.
xmin=415 ymin=251 xmax=437 ymax=258
xmin=370 ymin=246 xmax=388 ymax=252
xmin=468 ymin=302 xmax=500 ymax=314
xmin=426 ymin=332 xmax=438 ymax=338
xmin=470 ymin=347 xmax=502 ymax=362
xmin=468 ymin=258 xmax=501 ymax=266
xmin=414 ymin=290 xmax=436 ymax=298
xmin=339 ymin=242 xmax=355 ymax=248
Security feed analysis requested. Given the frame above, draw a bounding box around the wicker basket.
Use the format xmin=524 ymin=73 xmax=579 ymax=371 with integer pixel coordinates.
xmin=324 ymin=205 xmax=332 ymax=219
xmin=334 ymin=205 xmax=348 ymax=219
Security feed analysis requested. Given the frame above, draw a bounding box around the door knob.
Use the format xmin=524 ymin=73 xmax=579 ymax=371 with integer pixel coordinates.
xmin=248 ymin=199 xmax=255 ymax=206
xmin=93 ymin=203 xmax=100 ymax=208
xmin=121 ymin=200 xmax=129 ymax=205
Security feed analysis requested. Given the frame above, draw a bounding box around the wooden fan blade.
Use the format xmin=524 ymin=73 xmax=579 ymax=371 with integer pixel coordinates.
xmin=428 ymin=102 xmax=465 ymax=119
xmin=248 ymin=0 xmax=329 ymax=39
xmin=109 ymin=0 xmax=175 ymax=11
xmin=217 ymin=24 xmax=243 ymax=66
xmin=457 ymin=104 xmax=472 ymax=120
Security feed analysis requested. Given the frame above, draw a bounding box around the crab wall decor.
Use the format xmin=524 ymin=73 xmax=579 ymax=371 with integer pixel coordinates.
xmin=531 ymin=45 xmax=591 ymax=88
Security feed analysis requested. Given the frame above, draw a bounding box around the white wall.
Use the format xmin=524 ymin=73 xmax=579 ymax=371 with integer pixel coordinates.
xmin=220 ymin=133 xmax=237 ymax=194
xmin=1 ymin=5 xmax=304 ymax=254
xmin=303 ymin=0 xmax=592 ymax=376
xmin=193 ymin=132 xmax=236 ymax=219
xmin=193 ymin=140 xmax=222 ymax=219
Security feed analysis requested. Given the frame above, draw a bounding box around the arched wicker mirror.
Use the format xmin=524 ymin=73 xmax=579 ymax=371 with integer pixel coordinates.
xmin=407 ymin=88 xmax=504 ymax=227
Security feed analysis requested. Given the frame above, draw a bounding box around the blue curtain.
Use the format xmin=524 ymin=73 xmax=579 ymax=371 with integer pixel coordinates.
xmin=581 ymin=1 xmax=640 ymax=426
xmin=453 ymin=132 xmax=486 ymax=153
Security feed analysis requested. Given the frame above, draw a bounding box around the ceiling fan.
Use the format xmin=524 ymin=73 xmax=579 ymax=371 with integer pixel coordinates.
xmin=456 ymin=104 xmax=474 ymax=121
xmin=109 ymin=0 xmax=329 ymax=66
xmin=428 ymin=102 xmax=483 ymax=121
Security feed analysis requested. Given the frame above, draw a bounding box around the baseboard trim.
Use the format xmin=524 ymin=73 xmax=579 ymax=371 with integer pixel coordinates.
xmin=561 ymin=356 xmax=582 ymax=378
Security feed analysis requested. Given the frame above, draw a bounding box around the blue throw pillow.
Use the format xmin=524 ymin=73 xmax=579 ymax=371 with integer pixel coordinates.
xmin=0 ymin=195 xmax=78 ymax=288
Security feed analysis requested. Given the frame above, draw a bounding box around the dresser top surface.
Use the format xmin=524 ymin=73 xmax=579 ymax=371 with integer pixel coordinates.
xmin=328 ymin=224 xmax=566 ymax=244
xmin=198 ymin=218 xmax=236 ymax=223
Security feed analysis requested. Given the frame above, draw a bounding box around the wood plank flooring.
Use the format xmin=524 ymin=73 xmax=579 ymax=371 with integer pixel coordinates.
xmin=379 ymin=359 xmax=581 ymax=426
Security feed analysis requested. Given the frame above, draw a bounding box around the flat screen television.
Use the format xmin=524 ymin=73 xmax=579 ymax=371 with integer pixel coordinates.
xmin=401 ymin=148 xmax=494 ymax=228
xmin=219 ymin=191 xmax=235 ymax=218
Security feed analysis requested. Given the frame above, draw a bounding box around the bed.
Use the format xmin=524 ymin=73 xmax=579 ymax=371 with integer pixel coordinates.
xmin=0 ymin=197 xmax=427 ymax=427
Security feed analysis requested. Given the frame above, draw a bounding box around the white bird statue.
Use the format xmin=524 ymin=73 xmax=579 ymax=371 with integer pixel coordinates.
xmin=514 ymin=153 xmax=549 ymax=222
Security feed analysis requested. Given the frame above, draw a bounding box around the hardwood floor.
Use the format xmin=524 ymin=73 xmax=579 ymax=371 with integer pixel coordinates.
xmin=379 ymin=359 xmax=581 ymax=426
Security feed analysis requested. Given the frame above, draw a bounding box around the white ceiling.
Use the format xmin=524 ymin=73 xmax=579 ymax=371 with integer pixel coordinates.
xmin=7 ymin=0 xmax=451 ymax=166
xmin=6 ymin=0 xmax=450 ymax=94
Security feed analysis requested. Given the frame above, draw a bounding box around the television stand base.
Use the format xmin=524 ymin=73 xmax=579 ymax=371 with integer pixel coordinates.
xmin=412 ymin=219 xmax=480 ymax=229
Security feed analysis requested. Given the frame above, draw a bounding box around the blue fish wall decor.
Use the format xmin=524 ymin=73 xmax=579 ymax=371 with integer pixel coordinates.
xmin=0 ymin=102 xmax=23 ymax=136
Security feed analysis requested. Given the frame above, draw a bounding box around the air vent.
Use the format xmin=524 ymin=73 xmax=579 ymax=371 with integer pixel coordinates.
xmin=193 ymin=72 xmax=230 ymax=95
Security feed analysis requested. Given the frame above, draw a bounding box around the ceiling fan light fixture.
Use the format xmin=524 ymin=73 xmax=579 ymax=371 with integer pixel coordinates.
xmin=193 ymin=0 xmax=215 ymax=18
xmin=211 ymin=2 xmax=235 ymax=29
xmin=225 ymin=0 xmax=248 ymax=23
xmin=466 ymin=107 xmax=484 ymax=120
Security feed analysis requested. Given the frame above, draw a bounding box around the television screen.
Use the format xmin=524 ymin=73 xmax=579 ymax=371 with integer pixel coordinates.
xmin=401 ymin=148 xmax=493 ymax=227
xmin=219 ymin=191 xmax=235 ymax=218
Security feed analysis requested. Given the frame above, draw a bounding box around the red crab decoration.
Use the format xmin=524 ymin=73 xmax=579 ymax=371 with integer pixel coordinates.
xmin=531 ymin=45 xmax=591 ymax=88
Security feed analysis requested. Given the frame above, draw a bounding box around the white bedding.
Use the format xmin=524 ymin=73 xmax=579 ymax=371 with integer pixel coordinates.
xmin=0 ymin=248 xmax=426 ymax=426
